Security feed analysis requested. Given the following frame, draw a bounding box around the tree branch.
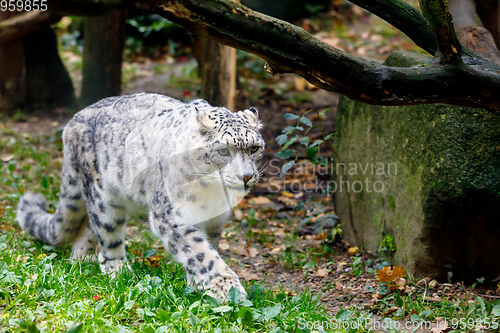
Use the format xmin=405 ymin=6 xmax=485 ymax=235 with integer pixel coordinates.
xmin=419 ymin=0 xmax=463 ymax=61
xmin=134 ymin=0 xmax=500 ymax=111
xmin=348 ymin=0 xmax=437 ymax=56
xmin=0 ymin=11 xmax=60 ymax=44
xmin=45 ymin=0 xmax=500 ymax=111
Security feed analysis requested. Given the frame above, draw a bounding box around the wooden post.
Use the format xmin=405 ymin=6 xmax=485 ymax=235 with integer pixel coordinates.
xmin=199 ymin=39 xmax=237 ymax=110
xmin=80 ymin=9 xmax=127 ymax=107
xmin=0 ymin=11 xmax=26 ymax=110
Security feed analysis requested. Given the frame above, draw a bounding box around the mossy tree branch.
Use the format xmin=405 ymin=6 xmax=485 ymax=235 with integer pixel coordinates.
xmin=46 ymin=0 xmax=500 ymax=111
xmin=136 ymin=0 xmax=500 ymax=110
xmin=419 ymin=0 xmax=463 ymax=61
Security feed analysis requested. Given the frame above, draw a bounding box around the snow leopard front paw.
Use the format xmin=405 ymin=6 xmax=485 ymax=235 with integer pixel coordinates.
xmin=98 ymin=254 xmax=131 ymax=278
xmin=202 ymin=271 xmax=247 ymax=302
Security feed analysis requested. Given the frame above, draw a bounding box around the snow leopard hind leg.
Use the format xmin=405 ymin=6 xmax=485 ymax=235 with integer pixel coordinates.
xmin=82 ymin=182 xmax=130 ymax=276
xmin=149 ymin=191 xmax=247 ymax=302
xmin=16 ymin=161 xmax=95 ymax=257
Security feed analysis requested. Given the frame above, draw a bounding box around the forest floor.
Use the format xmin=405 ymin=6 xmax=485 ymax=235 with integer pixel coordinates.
xmin=1 ymin=4 xmax=500 ymax=333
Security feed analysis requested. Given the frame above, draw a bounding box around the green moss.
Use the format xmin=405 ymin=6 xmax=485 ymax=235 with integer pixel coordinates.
xmin=388 ymin=194 xmax=396 ymax=211
xmin=333 ymin=50 xmax=500 ymax=282
xmin=379 ymin=235 xmax=397 ymax=254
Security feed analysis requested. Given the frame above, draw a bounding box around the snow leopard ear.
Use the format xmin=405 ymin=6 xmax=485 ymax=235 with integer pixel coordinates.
xmin=238 ymin=107 xmax=262 ymax=130
xmin=196 ymin=107 xmax=216 ymax=134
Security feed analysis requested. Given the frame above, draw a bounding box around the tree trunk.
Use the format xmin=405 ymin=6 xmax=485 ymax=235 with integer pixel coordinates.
xmin=80 ymin=9 xmax=126 ymax=107
xmin=199 ymin=39 xmax=237 ymax=110
xmin=0 ymin=12 xmax=26 ymax=110
xmin=0 ymin=12 xmax=75 ymax=111
xmin=449 ymin=0 xmax=500 ymax=64
xmin=24 ymin=27 xmax=77 ymax=107
xmin=474 ymin=0 xmax=499 ymax=48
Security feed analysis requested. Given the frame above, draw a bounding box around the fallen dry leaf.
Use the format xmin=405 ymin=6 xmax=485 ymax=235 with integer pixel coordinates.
xmin=0 ymin=154 xmax=13 ymax=162
xmin=424 ymin=296 xmax=443 ymax=302
xmin=250 ymin=196 xmax=272 ymax=205
xmin=236 ymin=199 xmax=252 ymax=209
xmin=315 ymin=268 xmax=329 ymax=277
xmin=430 ymin=319 xmax=448 ymax=333
xmin=381 ymin=306 xmax=398 ymax=317
xmin=337 ymin=262 xmax=347 ymax=272
xmin=295 ymin=79 xmax=307 ymax=93
xmin=248 ymin=247 xmax=259 ymax=258
xmin=234 ymin=245 xmax=248 ymax=256
xmin=239 ymin=270 xmax=260 ymax=281
xmin=377 ymin=265 xmax=406 ymax=283
xmin=274 ymin=229 xmax=287 ymax=238
xmin=294 ymin=191 xmax=304 ymax=199
xmin=394 ymin=277 xmax=406 ymax=290
xmin=145 ymin=256 xmax=161 ymax=268
xmin=277 ymin=195 xmax=298 ymax=207
xmin=280 ymin=191 xmax=294 ymax=198
xmin=263 ymin=243 xmax=273 ymax=250
xmin=417 ymin=277 xmax=431 ymax=286
xmin=233 ymin=209 xmax=243 ymax=221
xmin=218 ymin=240 xmax=230 ymax=251
xmin=347 ymin=246 xmax=358 ymax=256
xmin=270 ymin=246 xmax=284 ymax=254
xmin=314 ymin=229 xmax=329 ymax=240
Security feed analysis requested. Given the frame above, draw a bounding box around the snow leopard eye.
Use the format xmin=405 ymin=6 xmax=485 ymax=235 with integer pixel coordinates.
xmin=250 ymin=146 xmax=260 ymax=154
xmin=217 ymin=148 xmax=230 ymax=157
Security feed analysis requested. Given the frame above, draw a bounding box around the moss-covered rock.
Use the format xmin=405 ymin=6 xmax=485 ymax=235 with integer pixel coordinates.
xmin=333 ymin=51 xmax=500 ymax=284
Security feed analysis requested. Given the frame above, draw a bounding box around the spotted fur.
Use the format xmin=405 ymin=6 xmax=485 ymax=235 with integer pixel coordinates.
xmin=17 ymin=93 xmax=265 ymax=301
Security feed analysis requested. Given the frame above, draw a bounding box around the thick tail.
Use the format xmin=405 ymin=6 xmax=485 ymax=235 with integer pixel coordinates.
xmin=17 ymin=192 xmax=86 ymax=246
xmin=17 ymin=193 xmax=59 ymax=245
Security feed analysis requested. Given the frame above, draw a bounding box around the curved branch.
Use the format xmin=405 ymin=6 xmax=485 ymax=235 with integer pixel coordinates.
xmin=137 ymin=0 xmax=500 ymax=111
xmin=349 ymin=0 xmax=437 ymax=55
xmin=45 ymin=0 xmax=500 ymax=110
xmin=419 ymin=0 xmax=463 ymax=61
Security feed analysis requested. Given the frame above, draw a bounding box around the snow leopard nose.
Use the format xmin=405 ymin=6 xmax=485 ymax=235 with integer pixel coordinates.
xmin=242 ymin=174 xmax=253 ymax=184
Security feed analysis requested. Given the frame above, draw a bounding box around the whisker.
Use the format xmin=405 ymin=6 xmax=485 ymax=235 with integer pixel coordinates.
xmin=258 ymin=161 xmax=270 ymax=174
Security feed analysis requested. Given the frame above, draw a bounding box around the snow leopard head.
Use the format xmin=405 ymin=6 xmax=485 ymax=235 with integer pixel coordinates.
xmin=194 ymin=106 xmax=265 ymax=196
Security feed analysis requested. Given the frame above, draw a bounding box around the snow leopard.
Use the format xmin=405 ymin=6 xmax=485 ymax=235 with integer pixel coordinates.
xmin=16 ymin=93 xmax=265 ymax=301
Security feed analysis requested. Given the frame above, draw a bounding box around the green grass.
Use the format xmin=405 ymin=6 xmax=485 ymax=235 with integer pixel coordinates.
xmin=0 ymin=126 xmax=333 ymax=332
xmin=1 ymin=125 xmax=500 ymax=333
xmin=0 ymin=232 xmax=332 ymax=332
